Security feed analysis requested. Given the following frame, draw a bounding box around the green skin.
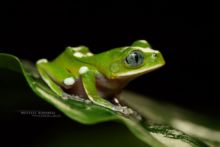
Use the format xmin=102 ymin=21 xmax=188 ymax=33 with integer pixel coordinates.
xmin=36 ymin=40 xmax=165 ymax=111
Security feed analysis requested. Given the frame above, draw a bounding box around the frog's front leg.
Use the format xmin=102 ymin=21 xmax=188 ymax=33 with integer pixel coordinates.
xmin=79 ymin=66 xmax=116 ymax=111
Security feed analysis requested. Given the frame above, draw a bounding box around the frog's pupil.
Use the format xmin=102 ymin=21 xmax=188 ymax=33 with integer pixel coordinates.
xmin=134 ymin=53 xmax=138 ymax=63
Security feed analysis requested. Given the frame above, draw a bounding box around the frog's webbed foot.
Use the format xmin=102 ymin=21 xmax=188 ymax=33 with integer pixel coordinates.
xmin=61 ymin=92 xmax=88 ymax=102
xmin=110 ymin=96 xmax=135 ymax=115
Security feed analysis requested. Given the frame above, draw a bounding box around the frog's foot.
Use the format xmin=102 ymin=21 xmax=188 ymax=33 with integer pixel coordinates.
xmin=93 ymin=98 xmax=133 ymax=115
xmin=112 ymin=97 xmax=122 ymax=106
xmin=62 ymin=92 xmax=133 ymax=115
xmin=112 ymin=105 xmax=134 ymax=115
xmin=61 ymin=92 xmax=92 ymax=104
xmin=61 ymin=92 xmax=72 ymax=100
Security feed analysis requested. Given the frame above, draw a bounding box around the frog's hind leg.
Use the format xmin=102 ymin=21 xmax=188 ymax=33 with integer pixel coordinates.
xmin=36 ymin=60 xmax=63 ymax=96
xmin=36 ymin=60 xmax=74 ymax=97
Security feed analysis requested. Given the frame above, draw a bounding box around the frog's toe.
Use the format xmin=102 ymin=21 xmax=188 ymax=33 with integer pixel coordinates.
xmin=61 ymin=92 xmax=71 ymax=100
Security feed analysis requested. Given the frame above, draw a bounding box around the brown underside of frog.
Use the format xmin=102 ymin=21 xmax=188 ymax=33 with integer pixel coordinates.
xmin=61 ymin=74 xmax=129 ymax=105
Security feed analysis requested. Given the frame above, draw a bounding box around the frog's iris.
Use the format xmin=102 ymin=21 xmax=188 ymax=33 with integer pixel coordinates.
xmin=125 ymin=51 xmax=144 ymax=67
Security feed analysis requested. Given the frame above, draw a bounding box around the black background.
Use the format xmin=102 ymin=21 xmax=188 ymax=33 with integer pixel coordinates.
xmin=0 ymin=1 xmax=219 ymax=146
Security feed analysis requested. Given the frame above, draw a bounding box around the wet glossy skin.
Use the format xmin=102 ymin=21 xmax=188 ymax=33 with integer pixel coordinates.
xmin=36 ymin=40 xmax=165 ymax=111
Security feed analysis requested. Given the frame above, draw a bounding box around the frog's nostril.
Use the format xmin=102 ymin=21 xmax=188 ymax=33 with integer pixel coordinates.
xmin=152 ymin=53 xmax=158 ymax=58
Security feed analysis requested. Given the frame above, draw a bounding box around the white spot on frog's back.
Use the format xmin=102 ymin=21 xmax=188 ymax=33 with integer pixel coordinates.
xmin=138 ymin=40 xmax=148 ymax=43
xmin=86 ymin=52 xmax=93 ymax=56
xmin=63 ymin=77 xmax=75 ymax=86
xmin=72 ymin=46 xmax=83 ymax=51
xmin=73 ymin=51 xmax=93 ymax=58
xmin=79 ymin=66 xmax=89 ymax=74
xmin=37 ymin=59 xmax=48 ymax=64
xmin=73 ymin=52 xmax=84 ymax=58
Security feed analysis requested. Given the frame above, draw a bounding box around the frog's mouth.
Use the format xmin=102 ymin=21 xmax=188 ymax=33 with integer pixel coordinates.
xmin=117 ymin=63 xmax=165 ymax=78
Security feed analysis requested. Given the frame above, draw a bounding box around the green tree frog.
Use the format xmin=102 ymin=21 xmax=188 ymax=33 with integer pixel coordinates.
xmin=36 ymin=40 xmax=165 ymax=112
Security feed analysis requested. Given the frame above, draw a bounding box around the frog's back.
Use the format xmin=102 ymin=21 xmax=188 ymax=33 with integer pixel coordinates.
xmin=51 ymin=46 xmax=96 ymax=77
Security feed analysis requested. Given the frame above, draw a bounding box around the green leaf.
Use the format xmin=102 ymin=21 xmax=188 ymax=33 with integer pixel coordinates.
xmin=1 ymin=53 xmax=219 ymax=147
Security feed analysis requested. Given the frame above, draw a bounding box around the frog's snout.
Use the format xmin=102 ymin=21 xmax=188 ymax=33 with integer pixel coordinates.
xmin=152 ymin=51 xmax=165 ymax=66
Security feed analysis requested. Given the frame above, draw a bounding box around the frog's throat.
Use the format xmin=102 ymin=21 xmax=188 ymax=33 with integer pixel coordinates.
xmin=116 ymin=64 xmax=164 ymax=78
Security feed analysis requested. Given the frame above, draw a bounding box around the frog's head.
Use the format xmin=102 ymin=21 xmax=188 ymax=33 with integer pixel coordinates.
xmin=106 ymin=40 xmax=165 ymax=79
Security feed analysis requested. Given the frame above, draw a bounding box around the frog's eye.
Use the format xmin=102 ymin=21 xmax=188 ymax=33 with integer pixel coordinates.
xmin=125 ymin=51 xmax=144 ymax=67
